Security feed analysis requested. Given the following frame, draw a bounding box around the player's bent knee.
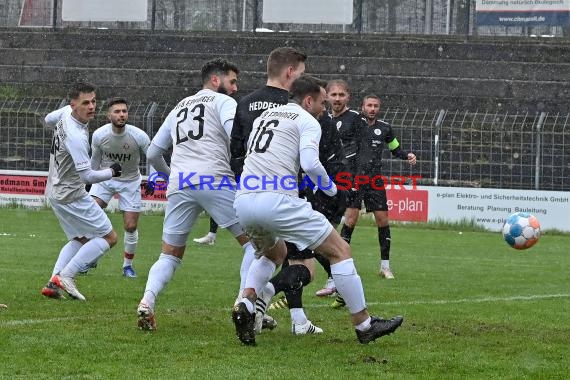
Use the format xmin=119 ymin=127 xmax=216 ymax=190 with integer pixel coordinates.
xmin=161 ymin=241 xmax=186 ymax=259
xmin=124 ymin=224 xmax=138 ymax=233
xmin=105 ymin=230 xmax=118 ymax=248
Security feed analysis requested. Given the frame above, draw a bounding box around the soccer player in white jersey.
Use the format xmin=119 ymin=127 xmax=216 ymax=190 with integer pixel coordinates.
xmin=41 ymin=82 xmax=122 ymax=301
xmin=231 ymin=76 xmax=404 ymax=345
xmin=44 ymin=104 xmax=72 ymax=129
xmin=136 ymin=58 xmax=257 ymax=331
xmin=89 ymin=98 xmax=151 ymax=278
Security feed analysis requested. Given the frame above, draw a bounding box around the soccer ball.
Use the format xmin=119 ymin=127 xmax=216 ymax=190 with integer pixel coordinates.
xmin=502 ymin=212 xmax=541 ymax=250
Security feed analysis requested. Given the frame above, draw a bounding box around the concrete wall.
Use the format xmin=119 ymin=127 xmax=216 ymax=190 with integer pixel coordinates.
xmin=1 ymin=28 xmax=569 ymax=112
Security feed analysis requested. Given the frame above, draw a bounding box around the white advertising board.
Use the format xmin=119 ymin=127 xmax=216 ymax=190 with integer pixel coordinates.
xmin=424 ymin=186 xmax=569 ymax=232
xmin=62 ymin=0 xmax=148 ymax=22
xmin=262 ymin=0 xmax=353 ymax=24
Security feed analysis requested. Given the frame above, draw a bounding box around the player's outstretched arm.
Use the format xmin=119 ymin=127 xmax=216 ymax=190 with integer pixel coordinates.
xmin=146 ymin=142 xmax=171 ymax=177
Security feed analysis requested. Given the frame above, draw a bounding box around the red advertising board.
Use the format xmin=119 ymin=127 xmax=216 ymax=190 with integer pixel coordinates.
xmin=0 ymin=174 xmax=47 ymax=195
xmin=386 ymin=188 xmax=429 ymax=222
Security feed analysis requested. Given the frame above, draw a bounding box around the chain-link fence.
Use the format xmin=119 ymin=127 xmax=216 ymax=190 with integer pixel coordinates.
xmin=2 ymin=0 xmax=569 ymax=37
xmin=1 ymin=98 xmax=568 ymax=191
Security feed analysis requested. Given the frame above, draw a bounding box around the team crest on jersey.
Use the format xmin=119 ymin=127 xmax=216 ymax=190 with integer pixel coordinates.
xmin=374 ymin=129 xmax=382 ymax=136
xmin=123 ymin=143 xmax=130 ymax=150
xmin=336 ymin=121 xmax=342 ymax=130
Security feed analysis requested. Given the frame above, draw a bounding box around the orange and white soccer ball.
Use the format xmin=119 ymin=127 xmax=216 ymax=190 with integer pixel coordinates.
xmin=502 ymin=212 xmax=541 ymax=250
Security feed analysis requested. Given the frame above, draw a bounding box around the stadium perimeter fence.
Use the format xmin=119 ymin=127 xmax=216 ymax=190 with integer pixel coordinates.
xmin=1 ymin=98 xmax=568 ymax=192
xmin=1 ymin=0 xmax=569 ymax=38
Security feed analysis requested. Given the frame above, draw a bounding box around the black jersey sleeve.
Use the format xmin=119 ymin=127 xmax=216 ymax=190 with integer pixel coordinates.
xmin=384 ymin=123 xmax=409 ymax=160
xmin=229 ymin=101 xmax=250 ymax=177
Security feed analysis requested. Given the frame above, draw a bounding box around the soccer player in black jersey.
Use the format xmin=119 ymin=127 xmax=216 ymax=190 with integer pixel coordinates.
xmin=314 ymin=79 xmax=366 ymax=298
xmin=230 ymin=47 xmax=306 ymax=177
xmin=342 ymin=94 xmax=417 ymax=279
xmin=327 ymin=79 xmax=367 ymax=175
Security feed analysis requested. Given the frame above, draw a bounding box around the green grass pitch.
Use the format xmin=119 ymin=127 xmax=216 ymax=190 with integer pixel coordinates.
xmin=0 ymin=208 xmax=568 ymax=379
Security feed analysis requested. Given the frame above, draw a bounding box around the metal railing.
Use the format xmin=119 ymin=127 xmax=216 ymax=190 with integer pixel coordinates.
xmin=2 ymin=0 xmax=569 ymax=38
xmin=1 ymin=98 xmax=568 ymax=191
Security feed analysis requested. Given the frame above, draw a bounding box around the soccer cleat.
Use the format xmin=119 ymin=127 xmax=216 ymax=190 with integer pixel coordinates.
xmin=137 ymin=302 xmax=156 ymax=331
xmin=291 ymin=320 xmax=323 ymax=335
xmin=254 ymin=289 xmax=273 ymax=334
xmin=192 ymin=234 xmax=215 ymax=246
xmin=331 ymin=295 xmax=346 ymax=309
xmin=268 ymin=295 xmax=288 ymax=310
xmin=262 ymin=314 xmax=278 ymax=331
xmin=315 ymin=277 xmax=336 ymax=297
xmin=123 ymin=265 xmax=137 ymax=278
xmin=356 ymin=316 xmax=404 ymax=344
xmin=51 ymin=275 xmax=86 ymax=301
xmin=379 ymin=268 xmax=395 ymax=279
xmin=41 ymin=281 xmax=65 ymax=299
xmin=231 ymin=302 xmax=256 ymax=346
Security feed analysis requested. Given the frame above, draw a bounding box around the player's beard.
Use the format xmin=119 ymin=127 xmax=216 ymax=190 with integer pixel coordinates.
xmin=217 ymin=84 xmax=229 ymax=95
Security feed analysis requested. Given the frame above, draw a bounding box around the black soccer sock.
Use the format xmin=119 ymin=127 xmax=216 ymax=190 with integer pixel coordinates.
xmin=209 ymin=218 xmax=218 ymax=234
xmin=269 ymin=264 xmax=311 ymax=294
xmin=285 ymin=286 xmax=304 ymax=309
xmin=283 ymin=265 xmax=311 ymax=309
xmin=314 ymin=253 xmax=332 ymax=278
xmin=340 ymin=224 xmax=354 ymax=244
xmin=378 ymin=226 xmax=391 ymax=261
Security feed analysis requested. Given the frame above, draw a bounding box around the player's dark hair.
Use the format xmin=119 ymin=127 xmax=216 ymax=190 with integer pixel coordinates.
xmin=290 ymin=75 xmax=325 ymax=103
xmin=68 ymin=81 xmax=96 ymax=100
xmin=106 ymin=97 xmax=128 ymax=110
xmin=326 ymin=79 xmax=350 ymax=94
xmin=267 ymin=47 xmax=307 ymax=78
xmin=362 ymin=93 xmax=381 ymax=105
xmin=201 ymin=58 xmax=240 ymax=84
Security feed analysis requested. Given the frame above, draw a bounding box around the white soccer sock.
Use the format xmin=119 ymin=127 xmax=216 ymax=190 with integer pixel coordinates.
xmin=263 ymin=282 xmax=276 ymax=298
xmin=290 ymin=308 xmax=307 ymax=325
xmin=60 ymin=237 xmax=110 ymax=278
xmin=239 ymin=242 xmax=256 ymax=293
xmin=244 ymin=256 xmax=276 ymax=296
xmin=239 ymin=298 xmax=255 ymax=314
xmin=355 ymin=316 xmax=372 ymax=331
xmin=123 ymin=230 xmax=138 ymax=267
xmin=52 ymin=240 xmax=82 ymax=276
xmin=381 ymin=259 xmax=390 ymax=270
xmin=330 ymin=258 xmax=367 ymax=315
xmin=141 ymin=253 xmax=181 ymax=311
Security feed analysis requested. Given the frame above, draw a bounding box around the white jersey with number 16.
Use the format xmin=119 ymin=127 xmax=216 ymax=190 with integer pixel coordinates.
xmin=239 ymin=102 xmax=321 ymax=197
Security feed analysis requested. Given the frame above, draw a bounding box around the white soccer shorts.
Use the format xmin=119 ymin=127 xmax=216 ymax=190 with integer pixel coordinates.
xmin=89 ymin=178 xmax=142 ymax=212
xmin=162 ymin=187 xmax=240 ymax=247
xmin=234 ymin=192 xmax=333 ymax=252
xmin=49 ymin=193 xmax=113 ymax=240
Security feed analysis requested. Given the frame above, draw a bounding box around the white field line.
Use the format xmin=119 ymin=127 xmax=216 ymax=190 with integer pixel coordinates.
xmin=2 ymin=293 xmax=568 ymax=327
xmin=313 ymin=293 xmax=570 ymax=308
xmin=1 ymin=315 xmax=121 ymax=327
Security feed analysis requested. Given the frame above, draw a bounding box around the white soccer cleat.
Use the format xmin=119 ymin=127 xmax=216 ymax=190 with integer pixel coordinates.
xmin=379 ymin=267 xmax=395 ymax=279
xmin=291 ymin=320 xmax=323 ymax=335
xmin=315 ymin=277 xmax=336 ymax=297
xmin=137 ymin=302 xmax=156 ymax=331
xmin=51 ymin=274 xmax=86 ymax=301
xmin=192 ymin=234 xmax=215 ymax=246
